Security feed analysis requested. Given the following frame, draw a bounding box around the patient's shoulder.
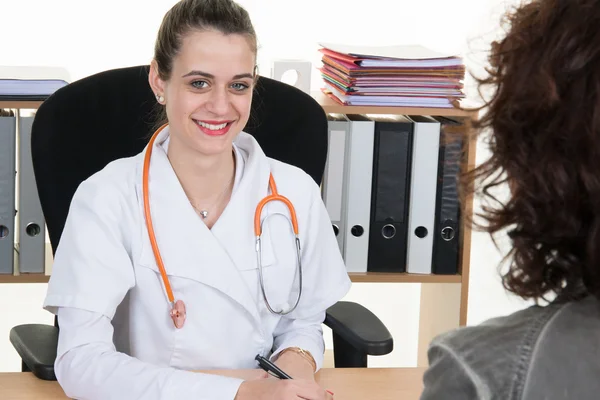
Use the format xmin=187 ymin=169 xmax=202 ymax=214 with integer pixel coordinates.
xmin=433 ymin=301 xmax=557 ymax=355
xmin=423 ymin=296 xmax=600 ymax=399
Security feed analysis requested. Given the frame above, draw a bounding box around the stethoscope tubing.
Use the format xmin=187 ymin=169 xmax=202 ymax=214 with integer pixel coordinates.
xmin=142 ymin=124 xmax=303 ymax=322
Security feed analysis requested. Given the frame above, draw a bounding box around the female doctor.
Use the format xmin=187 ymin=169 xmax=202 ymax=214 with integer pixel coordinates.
xmin=42 ymin=0 xmax=350 ymax=399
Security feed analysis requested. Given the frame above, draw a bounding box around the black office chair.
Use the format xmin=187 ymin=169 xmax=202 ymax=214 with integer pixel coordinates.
xmin=9 ymin=65 xmax=393 ymax=381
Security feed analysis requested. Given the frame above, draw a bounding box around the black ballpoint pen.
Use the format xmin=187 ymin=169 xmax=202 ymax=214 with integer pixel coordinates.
xmin=255 ymin=354 xmax=293 ymax=379
xmin=255 ymin=354 xmax=335 ymax=396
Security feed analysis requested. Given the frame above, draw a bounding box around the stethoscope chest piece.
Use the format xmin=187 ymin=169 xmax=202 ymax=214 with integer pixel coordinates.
xmin=170 ymin=300 xmax=187 ymax=329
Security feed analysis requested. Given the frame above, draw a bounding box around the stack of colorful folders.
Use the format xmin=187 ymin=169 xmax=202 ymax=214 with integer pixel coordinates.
xmin=318 ymin=43 xmax=465 ymax=108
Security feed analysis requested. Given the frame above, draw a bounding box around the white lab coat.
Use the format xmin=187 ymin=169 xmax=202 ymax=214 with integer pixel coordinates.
xmin=43 ymin=126 xmax=351 ymax=400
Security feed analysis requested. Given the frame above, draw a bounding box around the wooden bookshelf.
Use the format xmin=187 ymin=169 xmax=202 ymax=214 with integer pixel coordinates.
xmin=311 ymin=91 xmax=477 ymax=368
xmin=3 ymin=90 xmax=477 ymax=368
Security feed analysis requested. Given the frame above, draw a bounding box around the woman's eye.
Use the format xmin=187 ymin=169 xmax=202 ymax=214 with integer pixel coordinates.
xmin=191 ymin=80 xmax=208 ymax=89
xmin=231 ymin=82 xmax=249 ymax=91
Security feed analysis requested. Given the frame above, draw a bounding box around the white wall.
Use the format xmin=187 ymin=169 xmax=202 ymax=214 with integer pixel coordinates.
xmin=0 ymin=0 xmax=533 ymax=372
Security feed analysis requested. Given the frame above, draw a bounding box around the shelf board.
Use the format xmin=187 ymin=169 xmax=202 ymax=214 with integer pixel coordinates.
xmin=0 ymin=100 xmax=44 ymax=110
xmin=349 ymin=272 xmax=461 ymax=283
xmin=0 ymin=274 xmax=50 ymax=284
xmin=0 ymin=272 xmax=460 ymax=284
xmin=312 ymin=91 xmax=475 ymax=118
xmin=1 ymin=94 xmax=477 ymax=118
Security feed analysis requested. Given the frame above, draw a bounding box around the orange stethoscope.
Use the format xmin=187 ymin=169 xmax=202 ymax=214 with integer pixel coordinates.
xmin=142 ymin=124 xmax=303 ymax=329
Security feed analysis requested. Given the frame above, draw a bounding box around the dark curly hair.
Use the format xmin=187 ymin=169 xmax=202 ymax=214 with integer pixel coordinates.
xmin=460 ymin=0 xmax=600 ymax=302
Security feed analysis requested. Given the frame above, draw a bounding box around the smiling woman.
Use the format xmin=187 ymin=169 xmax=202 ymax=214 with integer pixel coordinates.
xmin=148 ymin=0 xmax=260 ymax=229
xmin=43 ymin=0 xmax=349 ymax=400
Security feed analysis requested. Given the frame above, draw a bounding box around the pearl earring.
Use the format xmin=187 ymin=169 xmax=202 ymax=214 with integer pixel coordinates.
xmin=156 ymin=94 xmax=165 ymax=103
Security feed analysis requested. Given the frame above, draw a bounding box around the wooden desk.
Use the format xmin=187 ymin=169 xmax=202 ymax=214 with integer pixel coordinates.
xmin=0 ymin=367 xmax=425 ymax=399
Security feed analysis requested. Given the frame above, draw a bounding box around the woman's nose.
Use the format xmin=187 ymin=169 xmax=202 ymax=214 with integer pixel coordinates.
xmin=206 ymin=88 xmax=230 ymax=115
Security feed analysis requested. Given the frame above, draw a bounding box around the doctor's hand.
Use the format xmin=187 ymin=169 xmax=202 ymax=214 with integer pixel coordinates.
xmin=234 ymin=378 xmax=333 ymax=400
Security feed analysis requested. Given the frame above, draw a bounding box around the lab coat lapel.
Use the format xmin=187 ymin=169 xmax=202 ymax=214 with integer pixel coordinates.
xmin=136 ymin=128 xmax=265 ymax=323
xmin=210 ymin=133 xmax=274 ymax=276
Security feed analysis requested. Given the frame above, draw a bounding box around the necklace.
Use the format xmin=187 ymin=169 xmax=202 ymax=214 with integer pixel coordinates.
xmin=190 ymin=173 xmax=235 ymax=219
xmin=184 ymin=150 xmax=236 ymax=220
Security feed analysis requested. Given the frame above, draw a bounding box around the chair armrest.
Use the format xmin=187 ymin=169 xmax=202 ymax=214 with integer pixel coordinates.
xmin=9 ymin=324 xmax=58 ymax=381
xmin=325 ymin=301 xmax=393 ymax=356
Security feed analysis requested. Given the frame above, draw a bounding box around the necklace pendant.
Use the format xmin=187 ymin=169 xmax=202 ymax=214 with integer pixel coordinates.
xmin=170 ymin=300 xmax=186 ymax=329
xmin=199 ymin=210 xmax=208 ymax=219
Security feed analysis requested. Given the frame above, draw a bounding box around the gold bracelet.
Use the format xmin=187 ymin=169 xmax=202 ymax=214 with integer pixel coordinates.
xmin=276 ymin=347 xmax=317 ymax=372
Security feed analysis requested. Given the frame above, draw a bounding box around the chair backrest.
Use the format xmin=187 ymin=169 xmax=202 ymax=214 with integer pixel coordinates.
xmin=31 ymin=65 xmax=328 ymax=254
